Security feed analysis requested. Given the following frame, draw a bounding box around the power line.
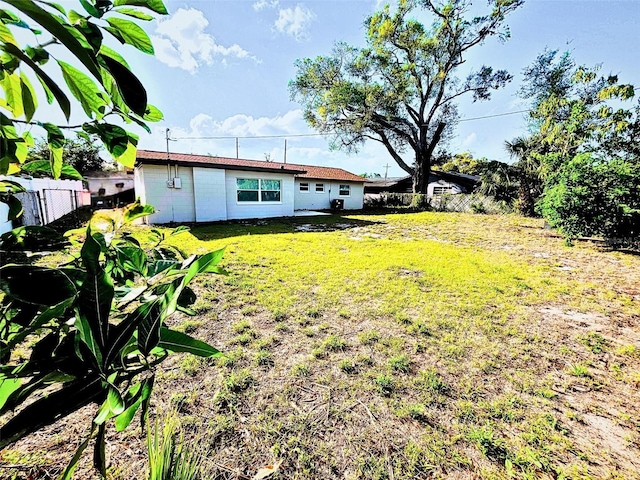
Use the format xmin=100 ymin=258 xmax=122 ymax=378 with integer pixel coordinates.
xmin=171 ymin=109 xmax=531 ymax=141
xmin=458 ymin=109 xmax=530 ymax=123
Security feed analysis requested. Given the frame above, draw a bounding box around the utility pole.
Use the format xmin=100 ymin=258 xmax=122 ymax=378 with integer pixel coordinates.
xmin=236 ymin=137 xmax=239 ymax=159
xmin=383 ymin=163 xmax=391 ymax=180
xmin=284 ymin=139 xmax=287 ymax=164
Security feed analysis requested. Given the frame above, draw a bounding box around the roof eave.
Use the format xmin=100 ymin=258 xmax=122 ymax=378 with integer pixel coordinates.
xmin=137 ymin=158 xmax=306 ymax=175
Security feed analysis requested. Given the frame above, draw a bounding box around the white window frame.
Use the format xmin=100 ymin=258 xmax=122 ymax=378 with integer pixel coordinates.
xmin=299 ymin=182 xmax=310 ymax=193
xmin=432 ymin=186 xmax=453 ymax=195
xmin=315 ymin=183 xmax=325 ymax=193
xmin=236 ymin=178 xmax=282 ymax=204
xmin=338 ymin=184 xmax=351 ymax=197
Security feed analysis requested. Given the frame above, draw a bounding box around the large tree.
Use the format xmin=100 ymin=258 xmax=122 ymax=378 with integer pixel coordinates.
xmin=518 ymin=49 xmax=640 ymax=239
xmin=28 ymin=135 xmax=109 ymax=176
xmin=290 ymin=0 xmax=523 ymax=193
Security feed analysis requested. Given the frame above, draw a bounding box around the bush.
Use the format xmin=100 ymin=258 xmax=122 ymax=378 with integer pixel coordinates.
xmin=539 ymin=153 xmax=640 ymax=241
xmin=0 ymin=204 xmax=224 ymax=475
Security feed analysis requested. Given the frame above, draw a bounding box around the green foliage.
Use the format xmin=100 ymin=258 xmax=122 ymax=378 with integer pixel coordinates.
xmin=518 ymin=49 xmax=640 ymax=236
xmin=290 ymin=0 xmax=522 ymax=193
xmin=148 ymin=415 xmax=202 ymax=480
xmin=0 ymin=202 xmax=224 ymax=474
xmin=27 ymin=135 xmax=108 ymax=175
xmin=0 ymin=0 xmax=164 ymax=190
xmin=539 ymin=153 xmax=640 ymax=240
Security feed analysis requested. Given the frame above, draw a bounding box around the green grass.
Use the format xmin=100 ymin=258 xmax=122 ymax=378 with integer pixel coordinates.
xmin=11 ymin=211 xmax=640 ymax=480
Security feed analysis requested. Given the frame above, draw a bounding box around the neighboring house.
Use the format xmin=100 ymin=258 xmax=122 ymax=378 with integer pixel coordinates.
xmin=134 ymin=150 xmax=366 ymax=224
xmin=84 ymin=169 xmax=135 ymax=208
xmin=364 ymin=171 xmax=480 ymax=196
xmin=0 ymin=176 xmax=87 ymax=235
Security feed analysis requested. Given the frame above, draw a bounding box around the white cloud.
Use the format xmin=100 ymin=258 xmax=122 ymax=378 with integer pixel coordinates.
xmin=274 ymin=5 xmax=316 ymax=40
xmin=253 ymin=0 xmax=279 ymax=11
xmin=462 ymin=132 xmax=477 ymax=147
xmin=152 ymin=8 xmax=256 ymax=73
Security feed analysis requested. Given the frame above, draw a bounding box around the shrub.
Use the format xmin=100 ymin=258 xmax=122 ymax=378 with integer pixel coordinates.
xmin=539 ymin=153 xmax=640 ymax=241
xmin=0 ymin=204 xmax=224 ymax=475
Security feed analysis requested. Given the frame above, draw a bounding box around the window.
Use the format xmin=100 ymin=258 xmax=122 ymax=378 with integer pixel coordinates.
xmin=237 ymin=178 xmax=281 ymax=203
xmin=315 ymin=183 xmax=325 ymax=193
xmin=339 ymin=184 xmax=350 ymax=196
xmin=299 ymin=182 xmax=309 ymax=192
xmin=432 ymin=186 xmax=453 ymax=195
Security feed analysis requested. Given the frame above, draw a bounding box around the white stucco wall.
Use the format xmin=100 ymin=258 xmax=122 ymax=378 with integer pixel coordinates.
xmin=86 ymin=176 xmax=134 ymax=197
xmin=294 ymin=179 xmax=331 ymax=210
xmin=225 ymin=169 xmax=295 ymax=220
xmin=294 ymin=179 xmax=364 ymax=210
xmin=193 ymin=167 xmax=227 ymax=222
xmin=427 ymin=181 xmax=463 ymax=196
xmin=137 ymin=165 xmax=196 ymax=223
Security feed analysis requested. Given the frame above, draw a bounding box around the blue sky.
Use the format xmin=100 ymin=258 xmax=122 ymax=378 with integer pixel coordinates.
xmin=55 ymin=1 xmax=640 ymax=176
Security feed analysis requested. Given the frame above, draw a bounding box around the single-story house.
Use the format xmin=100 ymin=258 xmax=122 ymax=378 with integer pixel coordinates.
xmin=364 ymin=171 xmax=480 ymax=196
xmin=134 ymin=150 xmax=366 ymax=224
xmin=84 ymin=169 xmax=135 ymax=208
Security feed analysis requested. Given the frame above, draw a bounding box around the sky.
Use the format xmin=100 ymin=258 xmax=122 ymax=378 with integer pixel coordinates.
xmin=31 ymin=1 xmax=640 ymax=177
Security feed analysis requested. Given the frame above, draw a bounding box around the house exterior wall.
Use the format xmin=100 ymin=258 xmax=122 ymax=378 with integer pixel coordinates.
xmin=193 ymin=167 xmax=227 ymax=222
xmin=86 ymin=176 xmax=134 ymax=197
xmin=225 ymin=169 xmax=295 ymax=220
xmin=138 ymin=165 xmax=196 ymax=223
xmin=427 ymin=180 xmax=463 ymax=196
xmin=294 ymin=179 xmax=364 ymax=210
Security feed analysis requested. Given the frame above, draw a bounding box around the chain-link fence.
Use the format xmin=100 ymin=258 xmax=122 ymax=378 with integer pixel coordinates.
xmin=12 ymin=189 xmax=84 ymax=228
xmin=14 ymin=191 xmax=43 ymax=226
xmin=364 ymin=192 xmax=511 ymax=214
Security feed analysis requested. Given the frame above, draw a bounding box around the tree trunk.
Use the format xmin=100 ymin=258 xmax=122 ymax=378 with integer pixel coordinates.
xmin=412 ymin=158 xmax=429 ymax=194
xmin=412 ymin=122 xmax=446 ymax=194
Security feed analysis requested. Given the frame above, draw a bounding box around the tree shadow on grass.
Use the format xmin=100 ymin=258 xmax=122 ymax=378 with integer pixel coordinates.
xmin=188 ymin=212 xmax=386 ymax=241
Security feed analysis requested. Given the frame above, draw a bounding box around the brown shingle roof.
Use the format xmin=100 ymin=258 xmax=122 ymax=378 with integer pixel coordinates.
xmin=136 ymin=150 xmax=366 ymax=182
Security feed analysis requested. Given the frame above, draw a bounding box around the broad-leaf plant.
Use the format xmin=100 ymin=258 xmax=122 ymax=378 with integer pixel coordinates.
xmin=0 ymin=1 xmax=225 ymax=477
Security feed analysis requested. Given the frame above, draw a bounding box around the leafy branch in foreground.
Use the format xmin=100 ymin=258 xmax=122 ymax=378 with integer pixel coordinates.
xmin=0 ymin=0 xmax=166 ymax=189
xmin=0 ymin=201 xmax=224 ymax=477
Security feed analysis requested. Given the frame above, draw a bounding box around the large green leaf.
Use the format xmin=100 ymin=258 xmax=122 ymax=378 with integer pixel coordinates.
xmin=105 ymin=17 xmax=154 ymax=55
xmin=78 ymin=230 xmax=114 ymax=353
xmin=59 ymin=423 xmax=96 ymax=480
xmin=0 ymin=180 xmax=26 ymax=194
xmin=100 ymin=54 xmax=147 ymax=116
xmin=57 ymin=60 xmax=105 ymax=118
xmin=0 ymin=378 xmax=21 ymax=412
xmin=123 ymin=200 xmax=154 ymax=224
xmin=115 ymin=377 xmax=153 ymax=431
xmin=105 ymin=298 xmax=155 ymax=364
xmin=3 ymin=0 xmax=102 ymax=80
xmin=114 ymin=7 xmax=154 ymax=20
xmin=113 ymin=0 xmax=168 ymax=15
xmin=1 ymin=370 xmax=76 ymax=413
xmin=0 ymin=43 xmax=71 ymax=119
xmin=116 ymin=246 xmax=148 ymax=275
xmin=2 ymin=72 xmax=23 ymax=118
xmin=158 ymin=327 xmax=221 ymax=357
xmin=0 ymin=225 xmax=68 ymax=252
xmin=75 ymin=314 xmax=103 ymax=367
xmin=0 ymin=265 xmax=77 ymax=306
xmin=94 ymin=385 xmax=125 ymax=425
xmin=98 ymin=44 xmax=130 ymax=69
xmin=3 ymin=297 xmax=74 ymax=352
xmin=0 ymin=376 xmax=102 ymax=449
xmin=1 ymin=195 xmax=23 ymax=221
xmin=19 ymin=72 xmax=37 ymax=122
xmin=21 ymin=160 xmax=83 ymax=180
xmin=83 ymin=122 xmax=129 ymax=158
